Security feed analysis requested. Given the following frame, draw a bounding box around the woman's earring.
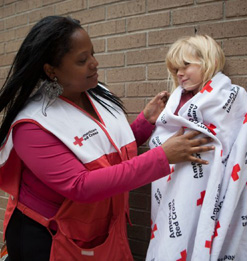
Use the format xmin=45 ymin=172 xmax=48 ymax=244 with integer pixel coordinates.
xmin=44 ymin=77 xmax=63 ymax=99
xmin=41 ymin=77 xmax=63 ymax=116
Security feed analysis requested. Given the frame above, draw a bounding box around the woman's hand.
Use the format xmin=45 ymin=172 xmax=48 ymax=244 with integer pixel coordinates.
xmin=161 ymin=128 xmax=215 ymax=165
xmin=143 ymin=91 xmax=170 ymax=124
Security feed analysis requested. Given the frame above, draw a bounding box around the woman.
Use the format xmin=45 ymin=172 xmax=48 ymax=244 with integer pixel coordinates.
xmin=0 ymin=17 xmax=214 ymax=260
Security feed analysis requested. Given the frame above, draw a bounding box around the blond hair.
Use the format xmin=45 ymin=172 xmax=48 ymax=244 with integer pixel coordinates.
xmin=166 ymin=35 xmax=225 ymax=92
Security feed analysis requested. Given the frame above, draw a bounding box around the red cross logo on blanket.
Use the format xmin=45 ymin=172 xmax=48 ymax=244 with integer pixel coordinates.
xmin=73 ymin=136 xmax=83 ymax=146
xmin=150 ymin=220 xmax=158 ymax=239
xmin=205 ymin=123 xmax=216 ymax=135
xmin=205 ymin=221 xmax=221 ymax=253
xmin=231 ymin=164 xmax=241 ymax=181
xmin=200 ymin=80 xmax=213 ymax=93
xmin=244 ymin=113 xmax=247 ymax=124
xmin=167 ymin=166 xmax=175 ymax=182
xmin=197 ymin=190 xmax=206 ymax=206
xmin=176 ymin=250 xmax=187 ymax=261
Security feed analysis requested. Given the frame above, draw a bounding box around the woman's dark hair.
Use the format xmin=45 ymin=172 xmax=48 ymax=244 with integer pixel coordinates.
xmin=0 ymin=16 xmax=124 ymax=146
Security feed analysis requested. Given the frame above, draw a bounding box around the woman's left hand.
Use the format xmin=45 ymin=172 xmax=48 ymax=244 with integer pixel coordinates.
xmin=143 ymin=91 xmax=170 ymax=124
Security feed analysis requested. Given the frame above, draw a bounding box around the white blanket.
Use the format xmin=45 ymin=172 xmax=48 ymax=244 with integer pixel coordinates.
xmin=146 ymin=72 xmax=247 ymax=261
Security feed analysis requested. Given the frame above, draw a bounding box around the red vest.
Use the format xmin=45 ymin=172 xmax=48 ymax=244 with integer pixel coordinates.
xmin=0 ymin=90 xmax=137 ymax=260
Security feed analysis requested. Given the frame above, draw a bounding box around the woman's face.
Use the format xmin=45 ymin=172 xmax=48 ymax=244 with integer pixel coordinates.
xmin=53 ymin=29 xmax=98 ymax=101
xmin=176 ymin=61 xmax=203 ymax=94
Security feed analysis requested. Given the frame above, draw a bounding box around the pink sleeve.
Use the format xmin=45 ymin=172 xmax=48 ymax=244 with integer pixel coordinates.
xmin=13 ymin=123 xmax=170 ymax=203
xmin=130 ymin=111 xmax=155 ymax=146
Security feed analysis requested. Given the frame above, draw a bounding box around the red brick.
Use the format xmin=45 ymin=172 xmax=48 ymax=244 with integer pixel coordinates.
xmin=5 ymin=14 xmax=28 ymax=29
xmin=107 ymin=0 xmax=145 ymax=19
xmin=89 ymin=0 xmax=121 ymax=8
xmin=0 ymin=53 xmax=15 ymax=66
xmin=89 ymin=19 xmax=125 ymax=38
xmin=224 ymin=58 xmax=247 ymax=76
xmin=126 ymin=81 xmax=167 ymax=97
xmin=0 ymin=29 xmax=15 ymax=43
xmin=223 ymin=38 xmax=247 ymax=56
xmin=5 ymin=39 xmax=22 ymax=53
xmin=55 ymin=0 xmax=86 ymax=15
xmin=122 ymin=97 xmax=146 ymax=113
xmin=147 ymin=0 xmax=193 ymax=11
xmin=108 ymin=33 xmax=146 ymax=51
xmin=108 ymin=83 xmax=125 ymax=97
xmin=15 ymin=25 xmax=32 ymax=40
xmin=91 ymin=38 xmax=105 ymax=53
xmin=127 ymin=47 xmax=168 ymax=65
xmin=1 ymin=3 xmax=15 ymax=18
xmin=148 ymin=63 xmax=168 ymax=80
xmin=127 ymin=12 xmax=170 ymax=32
xmin=73 ymin=7 xmax=105 ymax=25
xmin=148 ymin=26 xmax=195 ymax=46
xmin=197 ymin=19 xmax=247 ymax=39
xmin=107 ymin=66 xmax=145 ymax=83
xmin=96 ymin=52 xmax=124 ymax=68
xmin=127 ymin=224 xmax=150 ymax=241
xmin=173 ymin=2 xmax=223 ymax=25
xmin=226 ymin=0 xmax=247 ymax=18
xmin=231 ymin=77 xmax=247 ymax=90
xmin=29 ymin=6 xmax=55 ymax=23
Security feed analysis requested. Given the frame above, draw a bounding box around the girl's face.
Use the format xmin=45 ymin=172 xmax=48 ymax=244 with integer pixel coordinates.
xmin=53 ymin=29 xmax=99 ymax=102
xmin=176 ymin=62 xmax=203 ymax=94
xmin=177 ymin=63 xmax=203 ymax=94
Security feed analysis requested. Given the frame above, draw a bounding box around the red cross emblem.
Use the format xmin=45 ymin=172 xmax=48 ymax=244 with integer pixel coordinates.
xmin=205 ymin=221 xmax=221 ymax=253
xmin=73 ymin=136 xmax=83 ymax=146
xmin=177 ymin=250 xmax=187 ymax=261
xmin=167 ymin=166 xmax=174 ymax=182
xmin=205 ymin=123 xmax=216 ymax=135
xmin=150 ymin=220 xmax=158 ymax=240
xmin=197 ymin=190 xmax=206 ymax=206
xmin=231 ymin=164 xmax=241 ymax=181
xmin=200 ymin=80 xmax=213 ymax=93
xmin=243 ymin=113 xmax=247 ymax=124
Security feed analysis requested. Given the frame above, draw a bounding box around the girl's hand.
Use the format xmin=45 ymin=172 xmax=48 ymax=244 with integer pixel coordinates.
xmin=143 ymin=91 xmax=170 ymax=124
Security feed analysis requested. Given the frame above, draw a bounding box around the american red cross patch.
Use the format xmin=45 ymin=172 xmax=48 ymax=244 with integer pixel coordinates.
xmin=73 ymin=136 xmax=83 ymax=146
xmin=200 ymin=80 xmax=213 ymax=93
xmin=150 ymin=220 xmax=158 ymax=240
xmin=167 ymin=166 xmax=175 ymax=182
xmin=205 ymin=123 xmax=216 ymax=135
xmin=197 ymin=190 xmax=206 ymax=206
xmin=205 ymin=221 xmax=221 ymax=253
xmin=231 ymin=164 xmax=241 ymax=181
xmin=176 ymin=250 xmax=187 ymax=261
xmin=243 ymin=113 xmax=247 ymax=124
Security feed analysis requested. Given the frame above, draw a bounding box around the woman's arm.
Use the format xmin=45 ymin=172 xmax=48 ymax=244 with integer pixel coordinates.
xmin=13 ymin=123 xmax=170 ymax=203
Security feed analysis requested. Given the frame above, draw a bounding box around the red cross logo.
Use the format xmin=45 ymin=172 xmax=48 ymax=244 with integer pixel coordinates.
xmin=205 ymin=235 xmax=214 ymax=253
xmin=150 ymin=220 xmax=158 ymax=240
xmin=197 ymin=190 xmax=206 ymax=206
xmin=200 ymin=80 xmax=213 ymax=93
xmin=231 ymin=164 xmax=241 ymax=181
xmin=73 ymin=136 xmax=83 ymax=146
xmin=243 ymin=113 xmax=247 ymax=124
xmin=205 ymin=221 xmax=220 ymax=253
xmin=205 ymin=123 xmax=216 ymax=135
xmin=176 ymin=250 xmax=187 ymax=261
xmin=167 ymin=166 xmax=174 ymax=182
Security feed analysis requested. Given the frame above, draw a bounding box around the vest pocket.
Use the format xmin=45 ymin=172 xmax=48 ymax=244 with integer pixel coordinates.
xmin=50 ymin=217 xmax=133 ymax=261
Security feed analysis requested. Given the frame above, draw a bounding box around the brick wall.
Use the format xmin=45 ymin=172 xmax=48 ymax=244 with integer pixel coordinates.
xmin=0 ymin=0 xmax=247 ymax=260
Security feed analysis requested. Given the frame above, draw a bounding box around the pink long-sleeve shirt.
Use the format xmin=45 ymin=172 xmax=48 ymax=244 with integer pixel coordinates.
xmin=13 ymin=112 xmax=170 ymax=219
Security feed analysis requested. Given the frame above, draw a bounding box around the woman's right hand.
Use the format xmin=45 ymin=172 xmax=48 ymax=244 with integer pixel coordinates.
xmin=161 ymin=128 xmax=215 ymax=165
